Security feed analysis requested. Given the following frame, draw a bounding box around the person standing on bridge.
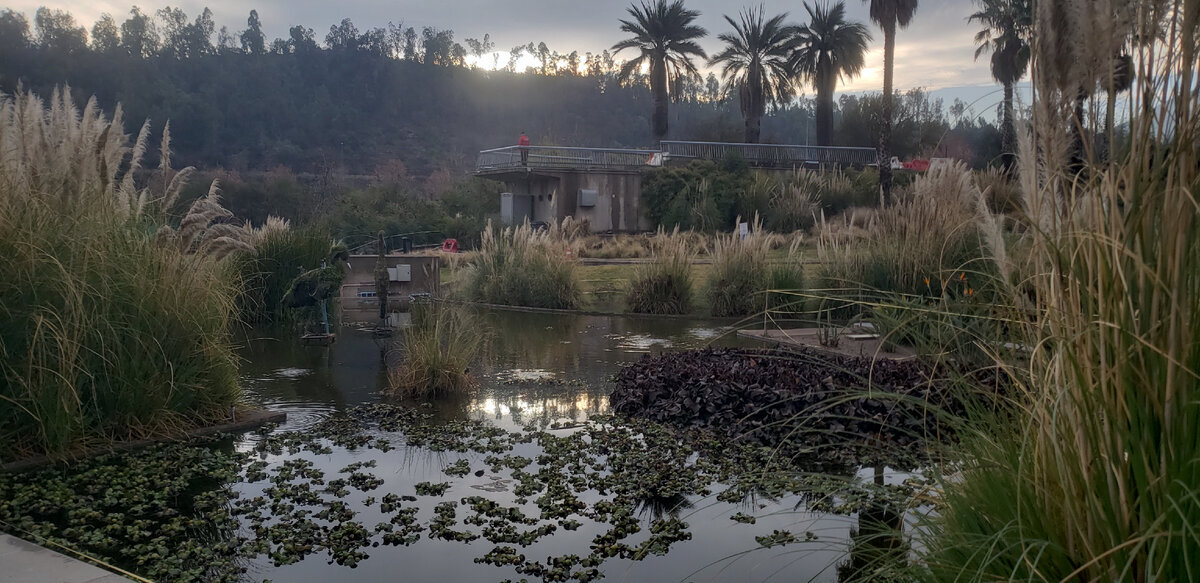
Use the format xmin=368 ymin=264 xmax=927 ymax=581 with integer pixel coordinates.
xmin=518 ymin=131 xmax=531 ymax=167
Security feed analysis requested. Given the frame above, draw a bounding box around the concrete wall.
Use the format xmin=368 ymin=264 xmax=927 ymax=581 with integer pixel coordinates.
xmin=501 ymin=175 xmax=561 ymax=225
xmin=490 ymin=170 xmax=650 ymax=232
xmin=340 ymin=254 xmax=440 ymax=311
xmin=556 ymin=171 xmax=649 ymax=232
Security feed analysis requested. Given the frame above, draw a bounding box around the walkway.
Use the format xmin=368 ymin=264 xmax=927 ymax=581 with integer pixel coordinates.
xmin=0 ymin=533 xmax=134 ymax=582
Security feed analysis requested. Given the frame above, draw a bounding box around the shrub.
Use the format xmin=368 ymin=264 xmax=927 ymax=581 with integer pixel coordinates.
xmin=0 ymin=90 xmax=243 ymax=460
xmin=626 ymin=229 xmax=695 ymax=315
xmin=387 ymin=302 xmax=483 ymax=398
xmin=466 ymin=220 xmax=581 ymax=309
xmin=641 ymin=160 xmax=753 ymax=231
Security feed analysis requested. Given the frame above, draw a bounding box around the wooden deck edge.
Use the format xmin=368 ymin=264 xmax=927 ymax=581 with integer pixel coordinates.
xmin=736 ymin=329 xmax=916 ymax=362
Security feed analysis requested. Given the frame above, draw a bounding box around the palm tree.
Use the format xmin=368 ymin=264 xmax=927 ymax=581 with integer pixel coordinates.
xmin=709 ymin=7 xmax=799 ymax=143
xmin=864 ymin=0 xmax=918 ymax=205
xmin=612 ymin=0 xmax=708 ymax=142
xmin=792 ymin=1 xmax=872 ymax=147
xmin=969 ymin=0 xmax=1031 ymax=170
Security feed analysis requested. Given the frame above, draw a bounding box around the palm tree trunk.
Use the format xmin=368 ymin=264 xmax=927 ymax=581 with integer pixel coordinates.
xmin=745 ymin=63 xmax=763 ymax=143
xmin=651 ymin=52 xmax=669 ymax=143
xmin=1001 ymin=81 xmax=1015 ymax=171
xmin=816 ymin=70 xmax=835 ymax=147
xmin=879 ymin=21 xmax=896 ymax=206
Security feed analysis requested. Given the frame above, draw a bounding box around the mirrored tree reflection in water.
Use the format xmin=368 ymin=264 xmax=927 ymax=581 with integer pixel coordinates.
xmin=837 ymin=466 xmax=909 ymax=582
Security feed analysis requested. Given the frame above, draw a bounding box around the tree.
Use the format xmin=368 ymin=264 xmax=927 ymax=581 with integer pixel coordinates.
xmin=120 ymin=7 xmax=158 ymax=58
xmin=187 ymin=8 xmax=216 ymax=56
xmin=34 ymin=7 xmax=87 ymax=55
xmin=791 ymin=1 xmax=871 ymax=146
xmin=90 ymin=14 xmax=120 ymax=53
xmin=401 ymin=27 xmax=417 ymax=60
xmin=289 ymin=25 xmax=318 ymax=54
xmin=709 ymin=7 xmax=798 ymax=143
xmin=968 ymin=0 xmax=1030 ymax=169
xmin=326 ymin=18 xmax=360 ymax=51
xmin=157 ymin=7 xmax=188 ymax=58
xmin=464 ymin=34 xmax=495 ymax=67
xmin=216 ymin=26 xmax=235 ymax=53
xmin=240 ymin=10 xmax=265 ymax=55
xmin=864 ymin=0 xmax=918 ymax=205
xmin=612 ymin=0 xmax=708 ymax=142
xmin=0 ymin=9 xmax=31 ymax=56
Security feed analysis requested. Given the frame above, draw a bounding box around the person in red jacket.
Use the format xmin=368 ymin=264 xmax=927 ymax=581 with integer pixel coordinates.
xmin=518 ymin=131 xmax=530 ymax=167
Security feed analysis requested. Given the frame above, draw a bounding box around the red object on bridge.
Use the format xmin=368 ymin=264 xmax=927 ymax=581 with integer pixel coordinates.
xmin=902 ymin=158 xmax=931 ymax=171
xmin=441 ymin=239 xmax=459 ymax=253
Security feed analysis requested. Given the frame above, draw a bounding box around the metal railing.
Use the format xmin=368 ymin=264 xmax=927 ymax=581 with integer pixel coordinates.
xmin=660 ymin=140 xmax=876 ymax=167
xmin=476 ymin=145 xmax=659 ymax=172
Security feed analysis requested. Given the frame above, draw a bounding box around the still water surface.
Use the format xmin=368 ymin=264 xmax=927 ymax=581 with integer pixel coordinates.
xmin=234 ymin=309 xmax=869 ymax=583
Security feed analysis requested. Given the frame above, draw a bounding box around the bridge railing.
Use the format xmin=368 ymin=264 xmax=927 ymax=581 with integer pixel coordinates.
xmin=477 ymin=145 xmax=658 ymax=172
xmin=660 ymin=141 xmax=876 ymax=167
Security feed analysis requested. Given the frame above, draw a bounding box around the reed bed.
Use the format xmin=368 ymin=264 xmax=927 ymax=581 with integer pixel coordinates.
xmin=626 ymin=227 xmax=696 ymax=315
xmin=0 ymin=89 xmax=243 ymax=460
xmin=230 ymin=220 xmax=340 ymax=323
xmin=466 ymin=220 xmax=582 ymax=309
xmin=816 ymin=161 xmax=990 ymax=299
xmin=707 ymin=216 xmax=804 ymax=317
xmin=910 ymin=2 xmax=1200 ymax=581
xmin=387 ymin=302 xmax=483 ymax=398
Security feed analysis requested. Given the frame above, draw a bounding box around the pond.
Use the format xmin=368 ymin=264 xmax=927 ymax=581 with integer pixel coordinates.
xmin=231 ymin=309 xmax=899 ymax=583
xmin=1 ymin=308 xmax=911 ymax=583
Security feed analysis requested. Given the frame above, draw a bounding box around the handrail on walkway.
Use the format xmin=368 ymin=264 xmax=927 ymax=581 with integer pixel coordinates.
xmin=660 ymin=140 xmax=876 ymax=167
xmin=476 ymin=141 xmax=876 ymax=172
xmin=476 ymin=145 xmax=658 ymax=172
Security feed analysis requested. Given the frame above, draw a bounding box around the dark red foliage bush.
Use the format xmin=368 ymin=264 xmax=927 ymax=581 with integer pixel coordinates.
xmin=611 ymin=348 xmax=1000 ymax=464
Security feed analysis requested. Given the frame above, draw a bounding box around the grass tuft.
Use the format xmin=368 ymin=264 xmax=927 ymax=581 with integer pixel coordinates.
xmin=0 ymin=88 xmax=243 ymax=461
xmin=626 ymin=227 xmax=695 ymax=315
xmin=466 ymin=220 xmax=582 ymax=309
xmin=387 ymin=302 xmax=483 ymax=398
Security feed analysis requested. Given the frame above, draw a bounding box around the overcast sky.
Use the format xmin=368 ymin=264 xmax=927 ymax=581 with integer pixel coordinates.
xmin=10 ymin=0 xmax=1005 ymax=113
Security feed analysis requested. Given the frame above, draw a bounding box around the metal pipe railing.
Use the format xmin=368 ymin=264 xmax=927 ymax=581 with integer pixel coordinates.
xmin=660 ymin=140 xmax=876 ymax=166
xmin=476 ymin=145 xmax=659 ymax=171
xmin=476 ymin=141 xmax=876 ymax=172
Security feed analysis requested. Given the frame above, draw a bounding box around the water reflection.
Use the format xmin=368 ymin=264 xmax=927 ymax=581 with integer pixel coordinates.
xmin=238 ymin=307 xmax=747 ymax=432
xmin=229 ymin=309 xmax=888 ymax=583
xmin=837 ymin=466 xmax=910 ymax=582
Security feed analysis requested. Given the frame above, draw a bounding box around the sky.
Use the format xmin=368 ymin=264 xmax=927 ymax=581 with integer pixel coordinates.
xmin=9 ymin=0 xmax=1007 ymax=116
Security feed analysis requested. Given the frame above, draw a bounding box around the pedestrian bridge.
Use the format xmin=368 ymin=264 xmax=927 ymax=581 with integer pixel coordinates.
xmin=475 ymin=141 xmax=876 ymax=174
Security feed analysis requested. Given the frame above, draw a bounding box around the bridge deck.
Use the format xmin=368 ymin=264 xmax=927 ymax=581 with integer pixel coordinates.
xmin=475 ymin=142 xmax=875 ymax=174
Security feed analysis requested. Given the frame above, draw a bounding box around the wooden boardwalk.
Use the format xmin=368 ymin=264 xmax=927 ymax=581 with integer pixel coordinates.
xmin=738 ymin=327 xmax=917 ymax=360
xmin=0 ymin=533 xmax=134 ymax=582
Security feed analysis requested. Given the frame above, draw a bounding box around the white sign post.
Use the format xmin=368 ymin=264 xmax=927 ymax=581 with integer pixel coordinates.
xmin=738 ymin=222 xmax=749 ymax=241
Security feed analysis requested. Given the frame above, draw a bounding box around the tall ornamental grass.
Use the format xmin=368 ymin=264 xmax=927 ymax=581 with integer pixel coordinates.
xmin=387 ymin=302 xmax=483 ymax=398
xmin=466 ymin=220 xmax=582 ymax=309
xmin=231 ymin=218 xmax=340 ymax=323
xmin=816 ymin=161 xmax=990 ymax=299
xmin=626 ymin=227 xmax=696 ymax=315
xmin=707 ymin=217 xmax=805 ymax=317
xmin=916 ymin=2 xmax=1200 ymax=581
xmin=0 ymin=90 xmax=243 ymax=461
